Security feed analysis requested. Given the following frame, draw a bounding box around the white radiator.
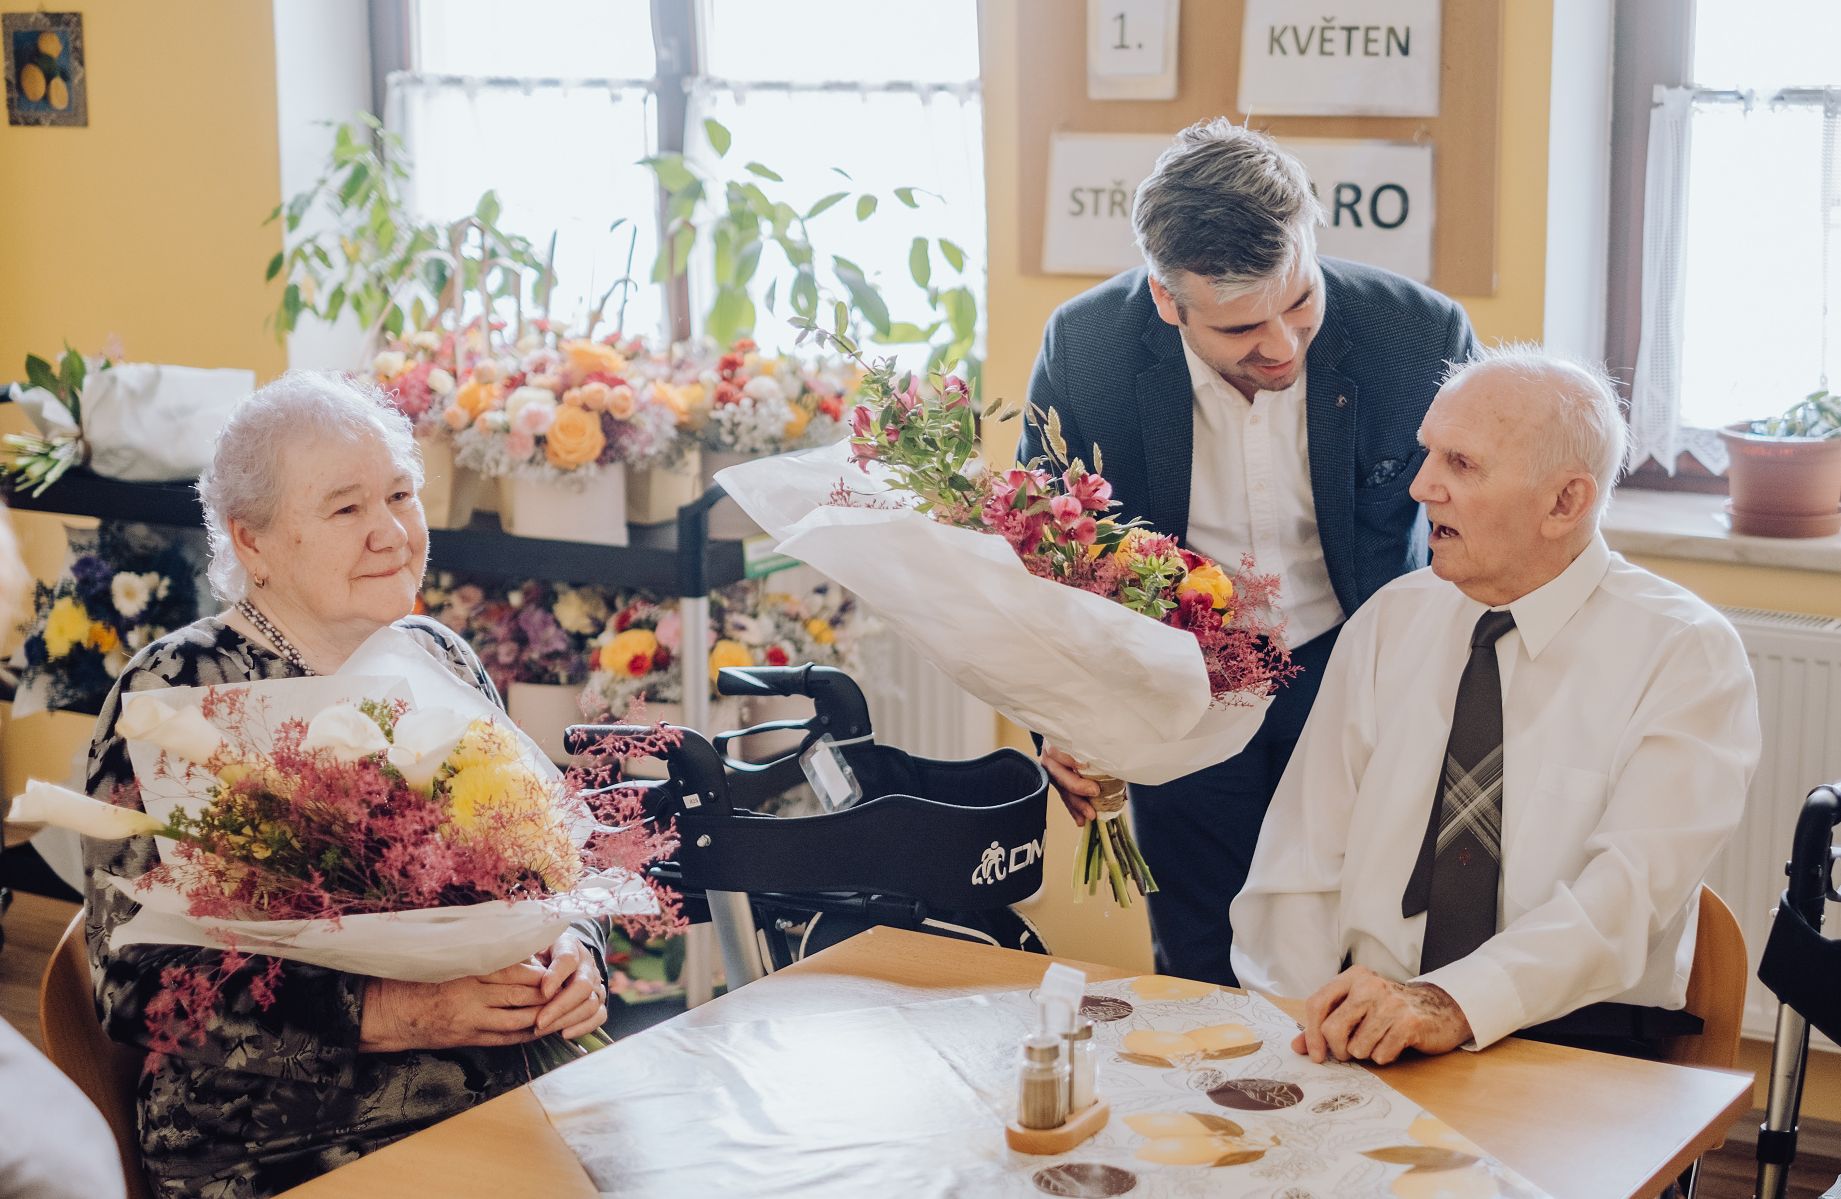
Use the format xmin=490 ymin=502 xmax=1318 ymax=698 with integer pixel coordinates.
xmin=1708 ymin=606 xmax=1841 ymax=1045
xmin=855 ymin=626 xmax=999 ymax=761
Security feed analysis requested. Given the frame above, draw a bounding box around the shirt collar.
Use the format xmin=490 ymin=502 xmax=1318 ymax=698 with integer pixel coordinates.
xmin=1490 ymin=534 xmax=1612 ymax=661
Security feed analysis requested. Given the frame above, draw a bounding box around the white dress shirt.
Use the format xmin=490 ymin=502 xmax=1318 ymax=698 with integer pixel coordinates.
xmin=1229 ymin=536 xmax=1761 ymax=1049
xmin=1182 ymin=337 xmax=1343 ymax=646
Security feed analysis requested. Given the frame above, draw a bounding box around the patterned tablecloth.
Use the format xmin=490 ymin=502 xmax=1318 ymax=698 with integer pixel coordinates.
xmin=533 ymin=975 xmax=1550 ymax=1198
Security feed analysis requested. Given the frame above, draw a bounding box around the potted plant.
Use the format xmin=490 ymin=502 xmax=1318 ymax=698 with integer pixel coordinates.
xmin=1720 ymin=390 xmax=1841 ymax=537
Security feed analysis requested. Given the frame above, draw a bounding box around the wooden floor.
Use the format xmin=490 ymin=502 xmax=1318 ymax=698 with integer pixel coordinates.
xmin=4 ymin=888 xmax=1837 ymax=1198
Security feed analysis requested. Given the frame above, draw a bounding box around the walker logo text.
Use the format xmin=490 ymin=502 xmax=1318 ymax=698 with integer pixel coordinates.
xmin=972 ymin=838 xmax=1043 ymax=886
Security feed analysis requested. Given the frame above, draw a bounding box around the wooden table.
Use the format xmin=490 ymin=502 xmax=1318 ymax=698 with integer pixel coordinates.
xmin=279 ymin=927 xmax=1752 ymax=1199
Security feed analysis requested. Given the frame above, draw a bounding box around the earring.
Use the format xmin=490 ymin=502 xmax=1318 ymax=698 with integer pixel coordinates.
xmin=254 ymin=575 xmax=268 ymax=589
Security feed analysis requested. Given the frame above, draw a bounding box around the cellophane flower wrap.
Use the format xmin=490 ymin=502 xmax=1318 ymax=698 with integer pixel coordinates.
xmin=715 ymin=325 xmax=1296 ymax=906
xmin=10 ymin=625 xmax=682 ymax=1067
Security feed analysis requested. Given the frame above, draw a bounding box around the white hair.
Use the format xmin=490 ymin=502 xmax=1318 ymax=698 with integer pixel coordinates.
xmin=1132 ymin=118 xmax=1324 ymax=308
xmin=1442 ymin=343 xmax=1630 ymax=524
xmin=197 ymin=370 xmax=423 ymax=603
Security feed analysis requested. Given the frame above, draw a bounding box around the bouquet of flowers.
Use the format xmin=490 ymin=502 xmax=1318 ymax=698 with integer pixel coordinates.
xmin=678 ymin=338 xmax=854 ymax=456
xmin=8 ymin=625 xmax=681 ymax=1069
xmin=439 ymin=331 xmax=688 ymax=481
xmin=716 ymin=326 xmax=1296 ymax=906
xmin=720 ymin=581 xmax=861 ymax=672
xmin=13 ymin=524 xmax=204 ymax=715
xmin=368 ymin=328 xmax=461 ymax=430
xmin=421 ymin=573 xmax=609 ymax=695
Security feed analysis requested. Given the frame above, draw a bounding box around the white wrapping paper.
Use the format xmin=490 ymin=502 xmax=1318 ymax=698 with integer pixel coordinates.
xmin=100 ymin=624 xmax=656 ymax=980
xmin=717 ymin=443 xmax=1271 ymax=785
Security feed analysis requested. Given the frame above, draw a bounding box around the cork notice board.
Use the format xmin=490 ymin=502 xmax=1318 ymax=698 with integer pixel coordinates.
xmin=1014 ymin=0 xmax=1502 ymax=296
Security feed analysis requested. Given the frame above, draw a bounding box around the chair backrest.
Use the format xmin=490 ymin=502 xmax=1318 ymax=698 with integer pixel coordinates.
xmin=1664 ymin=885 xmax=1748 ymax=1072
xmin=38 ymin=913 xmax=151 ymax=1199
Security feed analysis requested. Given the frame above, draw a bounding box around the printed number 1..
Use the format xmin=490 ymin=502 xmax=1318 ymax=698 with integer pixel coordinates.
xmin=1113 ymin=11 xmax=1129 ymax=50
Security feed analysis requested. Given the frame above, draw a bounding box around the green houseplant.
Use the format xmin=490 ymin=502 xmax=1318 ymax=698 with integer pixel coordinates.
xmin=1720 ymin=389 xmax=1841 ymax=537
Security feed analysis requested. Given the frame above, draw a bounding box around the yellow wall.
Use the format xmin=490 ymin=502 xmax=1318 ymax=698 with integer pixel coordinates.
xmin=0 ymin=1 xmax=286 ymax=593
xmin=0 ymin=1 xmax=287 ymax=379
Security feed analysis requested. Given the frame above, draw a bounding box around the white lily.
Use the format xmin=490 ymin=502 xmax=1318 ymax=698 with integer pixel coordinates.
xmin=118 ymin=693 xmax=228 ymax=766
xmin=301 ymin=703 xmax=392 ymax=762
xmin=7 ymin=780 xmax=164 ymax=840
xmin=386 ymin=707 xmax=472 ymax=789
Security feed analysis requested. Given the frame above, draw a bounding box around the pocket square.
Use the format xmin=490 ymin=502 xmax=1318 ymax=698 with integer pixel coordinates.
xmin=1362 ymin=458 xmax=1408 ymax=487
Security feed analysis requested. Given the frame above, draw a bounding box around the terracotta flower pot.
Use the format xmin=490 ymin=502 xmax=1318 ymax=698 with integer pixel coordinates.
xmin=1719 ymin=424 xmax=1841 ymax=538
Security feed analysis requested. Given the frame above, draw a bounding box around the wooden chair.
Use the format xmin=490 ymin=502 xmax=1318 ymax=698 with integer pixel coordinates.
xmin=38 ymin=913 xmax=151 ymax=1199
xmin=1662 ymin=886 xmax=1749 ymax=1199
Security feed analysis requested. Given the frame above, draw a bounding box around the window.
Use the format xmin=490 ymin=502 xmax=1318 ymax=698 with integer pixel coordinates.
xmin=1626 ymin=1 xmax=1841 ymax=475
xmin=385 ymin=1 xmax=984 ymax=364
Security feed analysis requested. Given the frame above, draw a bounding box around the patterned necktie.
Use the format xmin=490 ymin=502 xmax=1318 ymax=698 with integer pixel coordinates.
xmin=1403 ymin=608 xmax=1518 ymax=974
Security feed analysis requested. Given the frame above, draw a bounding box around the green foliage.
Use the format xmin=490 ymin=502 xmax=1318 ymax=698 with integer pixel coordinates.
xmin=645 ymin=119 xmax=981 ymax=383
xmin=5 ymin=344 xmax=107 ymax=495
xmin=266 ymin=114 xmax=554 ymax=346
xmin=1752 ymin=390 xmax=1841 ymax=439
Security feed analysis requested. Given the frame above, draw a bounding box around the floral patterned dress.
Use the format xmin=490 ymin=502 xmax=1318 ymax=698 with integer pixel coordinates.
xmin=82 ymin=614 xmax=608 ymax=1199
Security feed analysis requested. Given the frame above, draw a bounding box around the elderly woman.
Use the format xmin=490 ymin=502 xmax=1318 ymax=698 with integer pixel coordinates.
xmin=82 ymin=371 xmax=610 ymax=1198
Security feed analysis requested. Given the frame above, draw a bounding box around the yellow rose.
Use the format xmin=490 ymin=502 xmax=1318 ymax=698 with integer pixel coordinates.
xmin=545 ymin=404 xmax=606 ymax=470
xmin=43 ymin=596 xmax=91 ymax=658
xmin=85 ymin=622 xmax=120 ymax=653
xmin=782 ymin=406 xmax=812 ymax=441
xmin=708 ymin=638 xmax=753 ymax=684
xmin=599 ymin=629 xmax=659 ymax=677
xmin=454 ymin=379 xmax=503 ymax=422
xmin=560 ymin=339 xmax=628 ymax=381
xmin=1178 ymin=563 xmax=1235 ymax=612
xmin=804 ymin=617 xmax=835 ymax=646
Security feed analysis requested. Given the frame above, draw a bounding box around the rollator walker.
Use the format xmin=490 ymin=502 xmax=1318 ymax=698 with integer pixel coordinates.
xmin=566 ymin=663 xmax=1051 ymax=992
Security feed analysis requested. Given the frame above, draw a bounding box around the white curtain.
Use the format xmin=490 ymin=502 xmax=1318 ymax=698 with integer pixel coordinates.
xmin=1632 ymin=86 xmax=1841 ymax=473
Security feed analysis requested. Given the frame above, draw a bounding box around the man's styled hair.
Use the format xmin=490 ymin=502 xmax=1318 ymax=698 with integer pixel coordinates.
xmin=1443 ymin=344 xmax=1632 ymax=524
xmin=1132 ymin=118 xmax=1324 ymax=307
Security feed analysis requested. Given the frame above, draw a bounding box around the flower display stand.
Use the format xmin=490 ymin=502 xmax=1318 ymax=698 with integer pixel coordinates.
xmin=700 ymin=449 xmax=764 ymax=541
xmin=417 ymin=433 xmax=484 ymax=531
xmin=626 ymin=452 xmax=702 ymax=526
xmin=499 ymin=467 xmax=629 ymax=546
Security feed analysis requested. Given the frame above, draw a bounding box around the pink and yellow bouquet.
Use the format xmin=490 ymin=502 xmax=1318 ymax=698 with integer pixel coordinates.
xmin=717 ymin=325 xmax=1296 ymax=906
xmin=10 ymin=633 xmax=680 ymax=1068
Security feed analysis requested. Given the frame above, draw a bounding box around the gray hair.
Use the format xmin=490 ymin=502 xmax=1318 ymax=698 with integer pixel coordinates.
xmin=1443 ymin=344 xmax=1630 ymax=524
xmin=1132 ymin=118 xmax=1324 ymax=306
xmin=197 ymin=370 xmax=423 ymax=603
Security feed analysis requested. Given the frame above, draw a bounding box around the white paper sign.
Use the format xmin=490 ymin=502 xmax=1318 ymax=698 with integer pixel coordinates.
xmin=1288 ymin=139 xmax=1435 ymax=283
xmin=1238 ymin=0 xmax=1442 ymax=117
xmin=1041 ymin=131 xmax=1169 ymax=276
xmin=1087 ymin=0 xmax=1179 ymax=100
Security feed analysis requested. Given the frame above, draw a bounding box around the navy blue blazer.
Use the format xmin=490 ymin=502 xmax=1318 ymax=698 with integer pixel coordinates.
xmin=1020 ymin=257 xmax=1477 ymax=622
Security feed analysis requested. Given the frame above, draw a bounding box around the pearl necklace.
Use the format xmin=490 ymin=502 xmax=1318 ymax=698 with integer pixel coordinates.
xmin=236 ymin=599 xmax=315 ymax=676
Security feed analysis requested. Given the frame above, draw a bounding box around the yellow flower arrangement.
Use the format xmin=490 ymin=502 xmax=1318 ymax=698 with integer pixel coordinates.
xmin=781 ymin=405 xmax=812 ymax=441
xmin=708 ymin=638 xmax=754 ymax=683
xmin=804 ymin=617 xmax=836 ymax=646
xmin=1177 ymin=563 xmax=1235 ymax=613
xmin=599 ymin=629 xmax=660 ymax=677
xmin=560 ymin=340 xmax=628 ymax=382
xmin=650 ymin=381 xmax=703 ymax=427
xmin=452 ymin=379 xmax=503 ymax=425
xmin=43 ymin=596 xmax=91 ymax=659
xmin=446 ymin=718 xmax=523 ymax=774
xmin=545 ymin=405 xmax=607 ymax=470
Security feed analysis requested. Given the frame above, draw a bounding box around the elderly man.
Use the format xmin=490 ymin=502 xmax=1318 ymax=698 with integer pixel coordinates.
xmin=1023 ymin=117 xmax=1475 ymax=985
xmin=1229 ymin=347 xmax=1761 ymax=1064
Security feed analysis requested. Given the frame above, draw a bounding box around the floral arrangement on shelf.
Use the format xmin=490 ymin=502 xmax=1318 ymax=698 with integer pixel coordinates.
xmin=3 ymin=343 xmax=110 ymax=496
xmin=13 ymin=525 xmax=203 ymax=716
xmin=420 ymin=574 xmax=611 ymax=696
xmin=11 ymin=669 xmax=682 ymax=1073
xmin=681 ymin=337 xmax=856 ymax=458
xmin=582 ymin=581 xmax=862 ymax=719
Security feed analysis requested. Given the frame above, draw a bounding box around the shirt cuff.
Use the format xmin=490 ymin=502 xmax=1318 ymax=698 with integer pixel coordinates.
xmin=1413 ymin=953 xmax=1526 ymax=1051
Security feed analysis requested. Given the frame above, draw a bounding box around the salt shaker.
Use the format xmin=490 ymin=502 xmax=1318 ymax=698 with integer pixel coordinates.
xmin=1016 ymin=1034 xmax=1069 ymax=1130
xmin=1062 ymin=1019 xmax=1097 ymax=1111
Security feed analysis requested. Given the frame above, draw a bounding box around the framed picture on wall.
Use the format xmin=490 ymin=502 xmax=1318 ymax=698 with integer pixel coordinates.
xmin=4 ymin=11 xmax=86 ymax=127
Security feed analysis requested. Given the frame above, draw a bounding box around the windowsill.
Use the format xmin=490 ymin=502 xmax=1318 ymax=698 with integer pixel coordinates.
xmin=1604 ymin=489 xmax=1841 ymax=573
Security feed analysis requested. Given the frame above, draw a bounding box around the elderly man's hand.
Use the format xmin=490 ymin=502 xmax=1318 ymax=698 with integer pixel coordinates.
xmin=358 ymin=962 xmax=548 ymax=1053
xmin=1041 ymin=744 xmax=1100 ymax=826
xmin=1290 ymin=966 xmax=1472 ymax=1065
